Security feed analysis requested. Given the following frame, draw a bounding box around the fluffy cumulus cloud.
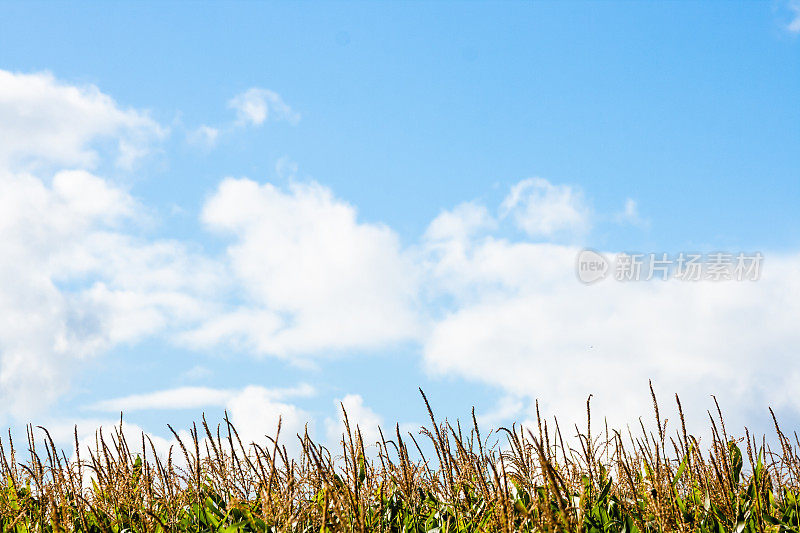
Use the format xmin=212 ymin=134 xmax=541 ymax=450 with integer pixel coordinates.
xmin=0 ymin=169 xmax=218 ymax=417
xmin=0 ymin=70 xmax=164 ymax=170
xmin=183 ymin=178 xmax=420 ymax=356
xmin=0 ymin=69 xmax=410 ymax=419
xmin=422 ymin=196 xmax=800 ymax=431
xmin=0 ymin=70 xmax=217 ymax=419
xmin=228 ymin=88 xmax=300 ymax=127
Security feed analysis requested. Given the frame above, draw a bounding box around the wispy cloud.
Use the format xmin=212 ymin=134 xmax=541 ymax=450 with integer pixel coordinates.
xmin=788 ymin=0 xmax=800 ymax=33
xmin=614 ymin=198 xmax=649 ymax=228
xmin=88 ymin=386 xmax=235 ymax=412
xmin=500 ymin=178 xmax=590 ymax=239
xmin=228 ymin=88 xmax=300 ymax=127
xmin=184 ymin=88 xmax=298 ymax=149
xmin=87 ymin=383 xmax=315 ymax=413
xmin=187 ymin=125 xmax=220 ymax=148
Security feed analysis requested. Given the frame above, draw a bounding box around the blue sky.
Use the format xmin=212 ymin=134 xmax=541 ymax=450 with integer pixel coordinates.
xmin=0 ymin=2 xmax=799 ymax=452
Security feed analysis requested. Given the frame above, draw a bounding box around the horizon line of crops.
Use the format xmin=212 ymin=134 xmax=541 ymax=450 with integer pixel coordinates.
xmin=1 ymin=383 xmax=800 ymax=532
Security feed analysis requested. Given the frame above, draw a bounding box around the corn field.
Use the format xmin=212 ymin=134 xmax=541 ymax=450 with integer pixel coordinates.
xmin=1 ymin=384 xmax=800 ymax=532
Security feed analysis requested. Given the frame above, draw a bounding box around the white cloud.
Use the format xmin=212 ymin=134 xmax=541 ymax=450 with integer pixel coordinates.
xmin=228 ymin=88 xmax=300 ymax=127
xmin=185 ymin=89 xmax=298 ymax=151
xmin=227 ymin=386 xmax=311 ymax=450
xmin=788 ymin=0 xmax=800 ymax=33
xmin=182 ymin=364 xmax=213 ymax=381
xmin=81 ymin=384 xmax=316 ymax=457
xmin=0 ymin=172 xmax=124 ymax=415
xmin=422 ymin=199 xmax=800 ymax=431
xmin=325 ymin=394 xmax=383 ymax=448
xmin=424 ymin=202 xmax=496 ymax=244
xmin=615 ymin=198 xmax=648 ymax=228
xmin=620 ymin=198 xmax=637 ymax=220
xmin=0 ymin=170 xmax=218 ymax=417
xmin=475 ymin=395 xmax=525 ymax=429
xmin=88 ymin=387 xmax=236 ymax=412
xmin=182 ymin=178 xmax=420 ymax=356
xmin=2 ymin=66 xmax=799 ymax=440
xmin=0 ymin=70 xmax=217 ymax=420
xmin=500 ymin=178 xmax=590 ymax=239
xmin=87 ymin=383 xmax=315 ymax=413
xmin=187 ymin=125 xmax=220 ymax=147
xmin=62 ymin=419 xmax=177 ymax=462
xmin=0 ymin=70 xmax=165 ymax=170
xmin=275 ymin=156 xmax=299 ymax=179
